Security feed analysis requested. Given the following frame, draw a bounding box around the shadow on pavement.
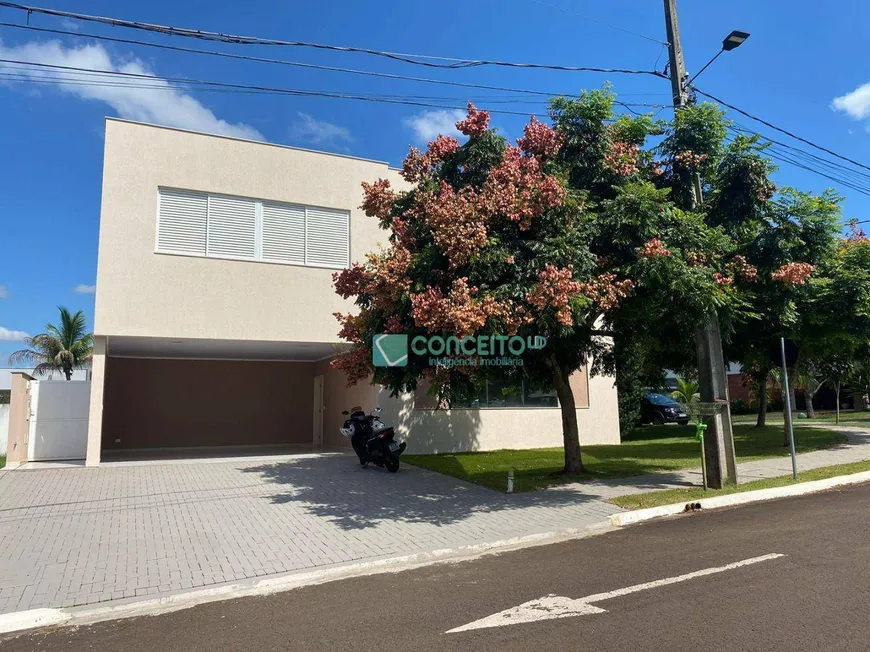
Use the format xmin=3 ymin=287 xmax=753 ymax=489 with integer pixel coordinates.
xmin=241 ymin=456 xmax=611 ymax=530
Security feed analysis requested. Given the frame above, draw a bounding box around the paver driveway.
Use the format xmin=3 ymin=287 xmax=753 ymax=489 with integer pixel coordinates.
xmin=0 ymin=453 xmax=618 ymax=615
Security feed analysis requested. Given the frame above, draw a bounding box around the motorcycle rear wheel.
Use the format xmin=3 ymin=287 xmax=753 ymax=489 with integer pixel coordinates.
xmin=385 ymin=455 xmax=400 ymax=473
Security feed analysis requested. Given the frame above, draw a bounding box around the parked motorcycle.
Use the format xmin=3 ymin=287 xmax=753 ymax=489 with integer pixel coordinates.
xmin=339 ymin=406 xmax=407 ymax=472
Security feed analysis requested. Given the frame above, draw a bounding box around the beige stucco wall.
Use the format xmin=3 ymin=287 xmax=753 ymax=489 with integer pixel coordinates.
xmin=314 ymin=360 xmax=620 ymax=454
xmin=95 ymin=119 xmax=406 ymax=343
xmin=6 ymin=372 xmax=34 ymax=467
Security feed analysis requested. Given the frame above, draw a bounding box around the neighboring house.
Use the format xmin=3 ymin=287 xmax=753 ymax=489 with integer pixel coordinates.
xmin=0 ymin=368 xmax=90 ymax=390
xmin=84 ymin=118 xmax=620 ymax=466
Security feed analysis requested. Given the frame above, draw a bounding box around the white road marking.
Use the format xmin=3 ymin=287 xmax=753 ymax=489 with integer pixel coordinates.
xmin=446 ymin=553 xmax=785 ymax=633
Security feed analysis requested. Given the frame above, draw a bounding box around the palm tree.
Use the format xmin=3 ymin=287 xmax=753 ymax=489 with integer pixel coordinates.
xmin=8 ymin=307 xmax=93 ymax=380
xmin=793 ymin=370 xmax=827 ymax=419
xmin=671 ymin=377 xmax=700 ymax=423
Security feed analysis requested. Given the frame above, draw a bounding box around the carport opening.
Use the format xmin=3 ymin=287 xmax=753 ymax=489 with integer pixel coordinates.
xmin=100 ymin=351 xmax=331 ymax=462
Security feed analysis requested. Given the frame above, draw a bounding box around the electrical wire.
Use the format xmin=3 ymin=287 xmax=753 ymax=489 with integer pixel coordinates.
xmin=730 ymin=123 xmax=870 ymax=187
xmin=0 ymin=2 xmax=666 ymax=76
xmin=0 ymin=22 xmax=665 ymax=112
xmin=724 ymin=128 xmax=870 ymax=198
xmin=526 ymin=0 xmax=667 ymax=45
xmin=0 ymin=62 xmax=670 ymax=106
xmin=0 ymin=58 xmax=668 ymax=118
xmin=695 ymin=87 xmax=870 ymax=174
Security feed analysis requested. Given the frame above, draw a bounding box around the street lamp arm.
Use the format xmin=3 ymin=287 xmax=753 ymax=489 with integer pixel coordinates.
xmin=685 ymin=48 xmax=723 ymax=88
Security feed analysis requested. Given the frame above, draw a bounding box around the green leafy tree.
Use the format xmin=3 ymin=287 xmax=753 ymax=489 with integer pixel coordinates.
xmin=8 ymin=307 xmax=93 ymax=380
xmin=802 ymin=226 xmax=870 ymax=422
xmin=332 ymin=92 xmax=732 ymax=475
xmin=652 ymin=104 xmax=842 ymax=435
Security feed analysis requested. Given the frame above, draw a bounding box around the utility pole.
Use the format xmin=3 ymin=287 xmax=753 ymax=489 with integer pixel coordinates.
xmin=663 ymin=0 xmax=738 ymax=488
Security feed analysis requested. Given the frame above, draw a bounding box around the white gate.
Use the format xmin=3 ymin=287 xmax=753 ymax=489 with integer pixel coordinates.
xmin=27 ymin=380 xmax=91 ymax=461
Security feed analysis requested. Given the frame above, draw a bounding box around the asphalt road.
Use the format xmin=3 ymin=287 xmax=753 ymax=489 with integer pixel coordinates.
xmin=4 ymin=483 xmax=870 ymax=652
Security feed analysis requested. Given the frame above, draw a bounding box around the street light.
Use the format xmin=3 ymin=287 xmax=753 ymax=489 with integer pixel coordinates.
xmin=722 ymin=30 xmax=751 ymax=51
xmin=686 ymin=30 xmax=751 ymax=86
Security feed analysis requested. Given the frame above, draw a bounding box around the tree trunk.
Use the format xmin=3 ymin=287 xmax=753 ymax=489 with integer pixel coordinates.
xmin=552 ymin=363 xmax=583 ymax=475
xmin=64 ymin=366 xmax=72 ymax=381
xmin=755 ymin=371 xmax=768 ymax=428
xmin=836 ymin=383 xmax=841 ymax=424
xmin=805 ymin=389 xmax=816 ymax=419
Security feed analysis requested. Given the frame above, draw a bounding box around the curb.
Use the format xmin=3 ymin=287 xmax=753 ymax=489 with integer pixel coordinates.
xmin=0 ymin=520 xmax=615 ymax=636
xmin=610 ymin=469 xmax=870 ymax=526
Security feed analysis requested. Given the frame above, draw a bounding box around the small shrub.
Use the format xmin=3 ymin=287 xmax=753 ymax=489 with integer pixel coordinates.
xmin=730 ymin=398 xmax=753 ymax=415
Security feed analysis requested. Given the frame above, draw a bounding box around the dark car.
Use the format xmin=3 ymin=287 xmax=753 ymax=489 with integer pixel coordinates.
xmin=641 ymin=393 xmax=690 ymax=426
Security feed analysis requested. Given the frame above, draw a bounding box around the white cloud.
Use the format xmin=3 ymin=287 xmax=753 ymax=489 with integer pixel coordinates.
xmin=0 ymin=39 xmax=264 ymax=140
xmin=289 ymin=112 xmax=353 ymax=150
xmin=60 ymin=18 xmax=80 ymax=32
xmin=0 ymin=284 xmax=8 ymax=298
xmin=403 ymin=109 xmax=465 ymax=142
xmin=73 ymin=283 xmax=96 ymax=294
xmin=832 ymin=82 xmax=870 ymax=125
xmin=0 ymin=327 xmax=29 ymax=341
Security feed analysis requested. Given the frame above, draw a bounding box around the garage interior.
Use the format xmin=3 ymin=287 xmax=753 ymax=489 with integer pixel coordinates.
xmin=100 ymin=336 xmax=357 ymax=461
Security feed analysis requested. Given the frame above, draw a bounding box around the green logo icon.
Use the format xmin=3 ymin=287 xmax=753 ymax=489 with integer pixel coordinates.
xmin=373 ymin=334 xmax=408 ymax=367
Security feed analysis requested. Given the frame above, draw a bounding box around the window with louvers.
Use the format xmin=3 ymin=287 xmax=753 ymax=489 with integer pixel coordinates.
xmin=206 ymin=194 xmax=257 ymax=260
xmin=156 ymin=188 xmax=208 ymax=255
xmin=305 ymin=206 xmax=349 ymax=268
xmin=156 ymin=187 xmax=349 ymax=269
xmin=262 ymin=201 xmax=305 ymax=265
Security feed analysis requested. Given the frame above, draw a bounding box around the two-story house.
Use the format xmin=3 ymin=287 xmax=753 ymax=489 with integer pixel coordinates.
xmin=84 ymin=119 xmax=620 ymax=466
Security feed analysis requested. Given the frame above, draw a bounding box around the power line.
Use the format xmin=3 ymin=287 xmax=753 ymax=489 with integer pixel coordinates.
xmin=724 ymin=128 xmax=870 ymax=197
xmin=0 ymin=58 xmax=668 ymax=119
xmin=0 ymin=61 xmax=670 ymax=113
xmin=527 ymin=0 xmax=666 ymax=45
xmin=695 ymin=86 xmax=870 ymax=174
xmin=729 ymin=123 xmax=870 ymax=187
xmin=0 ymin=2 xmax=666 ymax=76
xmin=0 ymin=22 xmax=665 ymax=110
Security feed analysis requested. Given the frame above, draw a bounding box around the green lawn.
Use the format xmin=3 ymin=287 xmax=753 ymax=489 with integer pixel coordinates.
xmin=403 ymin=424 xmax=849 ymax=492
xmin=0 ymin=456 xmax=4 ymax=469
xmin=610 ymin=459 xmax=870 ymax=510
xmin=731 ymin=410 xmax=870 ymax=425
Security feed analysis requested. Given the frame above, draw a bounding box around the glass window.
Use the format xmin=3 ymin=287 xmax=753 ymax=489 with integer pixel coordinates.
xmin=647 ymin=393 xmax=678 ymax=406
xmin=485 ymin=379 xmax=524 ymax=408
xmin=449 ymin=380 xmax=558 ymax=409
xmin=524 ymin=383 xmax=559 ymax=408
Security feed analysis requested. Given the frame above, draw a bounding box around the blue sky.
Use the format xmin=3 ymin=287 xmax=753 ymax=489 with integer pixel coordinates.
xmin=2 ymin=0 xmax=869 ymax=362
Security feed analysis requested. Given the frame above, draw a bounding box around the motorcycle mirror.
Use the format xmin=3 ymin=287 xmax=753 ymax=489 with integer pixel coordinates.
xmin=373 ymin=407 xmax=383 ymax=413
xmin=341 ymin=410 xmax=349 ymax=416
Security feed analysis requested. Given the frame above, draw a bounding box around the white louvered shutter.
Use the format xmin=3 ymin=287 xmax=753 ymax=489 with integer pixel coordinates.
xmin=156 ymin=188 xmax=207 ymax=255
xmin=305 ymin=206 xmax=349 ymax=268
xmin=206 ymin=194 xmax=257 ymax=259
xmin=262 ymin=201 xmax=305 ymax=264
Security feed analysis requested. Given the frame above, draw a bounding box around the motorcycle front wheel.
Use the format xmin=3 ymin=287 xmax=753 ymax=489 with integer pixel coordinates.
xmin=385 ymin=455 xmax=400 ymax=473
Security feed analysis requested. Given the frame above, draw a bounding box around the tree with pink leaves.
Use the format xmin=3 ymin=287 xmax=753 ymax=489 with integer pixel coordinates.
xmin=333 ymin=92 xmax=735 ymax=476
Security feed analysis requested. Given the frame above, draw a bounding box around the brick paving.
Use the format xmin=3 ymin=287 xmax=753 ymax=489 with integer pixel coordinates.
xmin=1 ymin=425 xmax=867 ymax=616
xmin=0 ymin=453 xmax=618 ymax=615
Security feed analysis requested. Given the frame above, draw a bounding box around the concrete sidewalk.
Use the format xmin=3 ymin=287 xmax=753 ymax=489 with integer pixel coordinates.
xmin=558 ymin=424 xmax=870 ymax=500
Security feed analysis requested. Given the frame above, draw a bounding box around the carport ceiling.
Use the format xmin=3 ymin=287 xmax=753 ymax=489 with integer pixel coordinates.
xmin=108 ymin=336 xmax=340 ymax=361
